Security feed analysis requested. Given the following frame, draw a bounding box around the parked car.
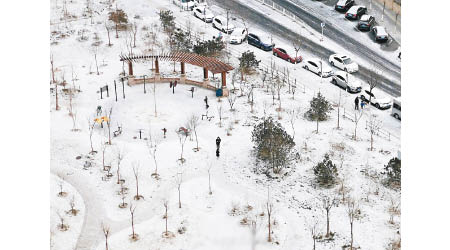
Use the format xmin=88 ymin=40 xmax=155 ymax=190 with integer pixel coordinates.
xmin=328 ymin=54 xmax=358 ymax=73
xmin=212 ymin=16 xmax=235 ymax=34
xmin=331 ymin=71 xmax=362 ymax=93
xmin=229 ymin=27 xmax=248 ymax=44
xmin=391 ymin=97 xmax=401 ymax=120
xmin=193 ymin=6 xmax=214 ymax=23
xmin=273 ymin=47 xmax=302 ymax=64
xmin=303 ymin=58 xmax=333 ymax=77
xmin=193 ymin=0 xmax=207 ymax=8
xmin=174 ymin=0 xmax=196 ymax=11
xmin=335 ymin=0 xmax=355 ymax=12
xmin=345 ymin=5 xmax=367 ymax=20
xmin=247 ymin=33 xmax=274 ymax=51
xmin=372 ymin=26 xmax=389 ymax=42
xmin=357 ymin=14 xmax=375 ymax=31
xmin=360 ymin=88 xmax=392 ymax=109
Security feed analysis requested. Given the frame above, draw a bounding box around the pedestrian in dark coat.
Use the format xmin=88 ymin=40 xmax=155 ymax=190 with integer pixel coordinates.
xmin=216 ymin=136 xmax=221 ymax=150
xmin=162 ymin=128 xmax=167 ymax=138
xmin=354 ymin=97 xmax=359 ymax=110
xmin=204 ymin=96 xmax=208 ymax=106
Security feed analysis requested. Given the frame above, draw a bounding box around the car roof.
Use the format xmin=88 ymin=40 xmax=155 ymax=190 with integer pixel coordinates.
xmin=360 ymin=15 xmax=372 ymax=21
xmin=348 ymin=5 xmax=365 ymax=12
xmin=333 ymin=54 xmax=349 ymax=60
xmin=374 ymin=26 xmax=388 ymax=35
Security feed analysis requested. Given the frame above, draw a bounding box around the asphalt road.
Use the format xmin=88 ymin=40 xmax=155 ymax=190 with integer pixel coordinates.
xmin=210 ymin=0 xmax=401 ymax=97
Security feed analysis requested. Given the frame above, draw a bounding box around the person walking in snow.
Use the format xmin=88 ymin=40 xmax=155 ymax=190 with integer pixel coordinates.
xmin=216 ymin=136 xmax=221 ymax=150
xmin=216 ymin=148 xmax=220 ymax=158
xmin=361 ymin=100 xmax=366 ymax=109
xmin=354 ymin=97 xmax=359 ymax=110
xmin=162 ymin=128 xmax=167 ymax=138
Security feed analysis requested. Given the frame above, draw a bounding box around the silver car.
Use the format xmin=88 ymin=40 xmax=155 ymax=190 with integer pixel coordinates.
xmin=331 ymin=70 xmax=362 ymax=93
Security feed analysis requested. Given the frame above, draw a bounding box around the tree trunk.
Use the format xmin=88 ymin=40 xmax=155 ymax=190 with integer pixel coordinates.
xmin=178 ymin=186 xmax=181 ymax=208
xmin=326 ymin=210 xmax=330 ymax=237
xmin=316 ymin=118 xmax=319 ymax=133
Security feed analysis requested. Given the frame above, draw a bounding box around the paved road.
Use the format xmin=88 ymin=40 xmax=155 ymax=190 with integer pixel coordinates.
xmin=210 ymin=0 xmax=401 ymax=97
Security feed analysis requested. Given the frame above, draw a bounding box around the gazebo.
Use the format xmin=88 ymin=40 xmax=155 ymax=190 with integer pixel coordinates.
xmin=119 ymin=52 xmax=234 ymax=96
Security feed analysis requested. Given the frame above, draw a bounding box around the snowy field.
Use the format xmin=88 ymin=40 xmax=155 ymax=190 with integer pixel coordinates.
xmin=50 ymin=0 xmax=401 ymax=249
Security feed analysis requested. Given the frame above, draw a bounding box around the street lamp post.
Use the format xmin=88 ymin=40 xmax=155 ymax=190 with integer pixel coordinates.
xmin=320 ymin=22 xmax=325 ymax=42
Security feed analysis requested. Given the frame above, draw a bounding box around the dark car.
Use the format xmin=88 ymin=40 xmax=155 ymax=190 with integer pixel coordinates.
xmin=372 ymin=26 xmax=389 ymax=42
xmin=357 ymin=14 xmax=375 ymax=31
xmin=247 ymin=33 xmax=274 ymax=51
xmin=272 ymin=47 xmax=302 ymax=64
xmin=335 ymin=0 xmax=355 ymax=12
xmin=345 ymin=5 xmax=367 ymax=20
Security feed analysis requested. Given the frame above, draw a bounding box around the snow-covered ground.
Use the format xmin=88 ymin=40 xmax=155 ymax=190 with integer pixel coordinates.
xmin=50 ymin=0 xmax=401 ymax=249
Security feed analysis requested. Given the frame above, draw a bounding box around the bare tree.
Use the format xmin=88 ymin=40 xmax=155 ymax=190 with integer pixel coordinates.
xmin=105 ymin=21 xmax=112 ymax=46
xmin=57 ymin=179 xmax=67 ymax=197
xmin=55 ymin=81 xmax=60 ymax=111
xmin=347 ymin=199 xmax=358 ymax=250
xmin=130 ymin=22 xmax=138 ymax=47
xmin=217 ymin=104 xmax=224 ymax=127
xmin=266 ymin=201 xmax=273 ymax=242
xmin=119 ymin=182 xmax=128 ymax=208
xmin=101 ymin=140 xmax=107 ymax=170
xmin=132 ymin=163 xmax=143 ymax=200
xmin=50 ymin=54 xmax=56 ymax=84
xmin=309 ymin=218 xmax=319 ymax=250
xmin=129 ymin=203 xmax=138 ymax=240
xmin=147 ymin=138 xmax=160 ymax=178
xmin=187 ymin=115 xmax=200 ymax=152
xmin=68 ymin=195 xmax=78 ymax=216
xmin=57 ymin=211 xmax=68 ymax=231
xmin=102 ymin=223 xmax=110 ymax=250
xmin=94 ymin=49 xmax=100 ymax=75
xmin=163 ymin=200 xmax=169 ymax=236
xmin=116 ymin=148 xmax=126 ymax=184
xmin=176 ymin=172 xmax=183 ymax=208
xmin=353 ymin=109 xmax=364 ymax=140
xmin=207 ymin=162 xmax=213 ymax=195
xmin=87 ymin=118 xmax=95 ymax=154
xmin=177 ymin=128 xmax=189 ymax=163
xmin=367 ymin=114 xmax=382 ymax=151
xmin=322 ymin=195 xmax=338 ymax=238
xmin=227 ymin=91 xmax=237 ymax=111
xmin=289 ymin=108 xmax=300 ymax=140
xmin=367 ymin=69 xmax=380 ymax=104
xmin=106 ymin=107 xmax=113 ymax=145
xmin=293 ymin=41 xmax=301 ymax=65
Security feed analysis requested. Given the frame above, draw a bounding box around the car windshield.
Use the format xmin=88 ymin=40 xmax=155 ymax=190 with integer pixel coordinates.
xmin=343 ymin=58 xmax=353 ymax=64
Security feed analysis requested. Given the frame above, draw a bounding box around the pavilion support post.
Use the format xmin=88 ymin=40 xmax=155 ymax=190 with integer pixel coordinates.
xmin=180 ymin=62 xmax=186 ymax=84
xmin=202 ymin=68 xmax=210 ymax=87
xmin=128 ymin=61 xmax=133 ymax=76
xmin=221 ymin=71 xmax=229 ymax=97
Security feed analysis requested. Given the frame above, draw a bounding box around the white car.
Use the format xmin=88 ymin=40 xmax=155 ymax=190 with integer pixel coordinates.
xmin=372 ymin=26 xmax=389 ymax=42
xmin=173 ymin=0 xmax=196 ymax=11
xmin=229 ymin=27 xmax=247 ymax=44
xmin=360 ymin=88 xmax=392 ymax=109
xmin=212 ymin=16 xmax=235 ymax=34
xmin=331 ymin=71 xmax=362 ymax=93
xmin=193 ymin=6 xmax=214 ymax=23
xmin=329 ymin=54 xmax=358 ymax=73
xmin=303 ymin=58 xmax=333 ymax=77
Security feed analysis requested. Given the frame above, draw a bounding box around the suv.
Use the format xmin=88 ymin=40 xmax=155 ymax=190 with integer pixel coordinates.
xmin=360 ymin=88 xmax=392 ymax=109
xmin=335 ymin=0 xmax=355 ymax=12
xmin=357 ymin=15 xmax=375 ymax=31
xmin=247 ymin=33 xmax=274 ymax=51
xmin=372 ymin=26 xmax=389 ymax=42
xmin=345 ymin=6 xmax=367 ymax=20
